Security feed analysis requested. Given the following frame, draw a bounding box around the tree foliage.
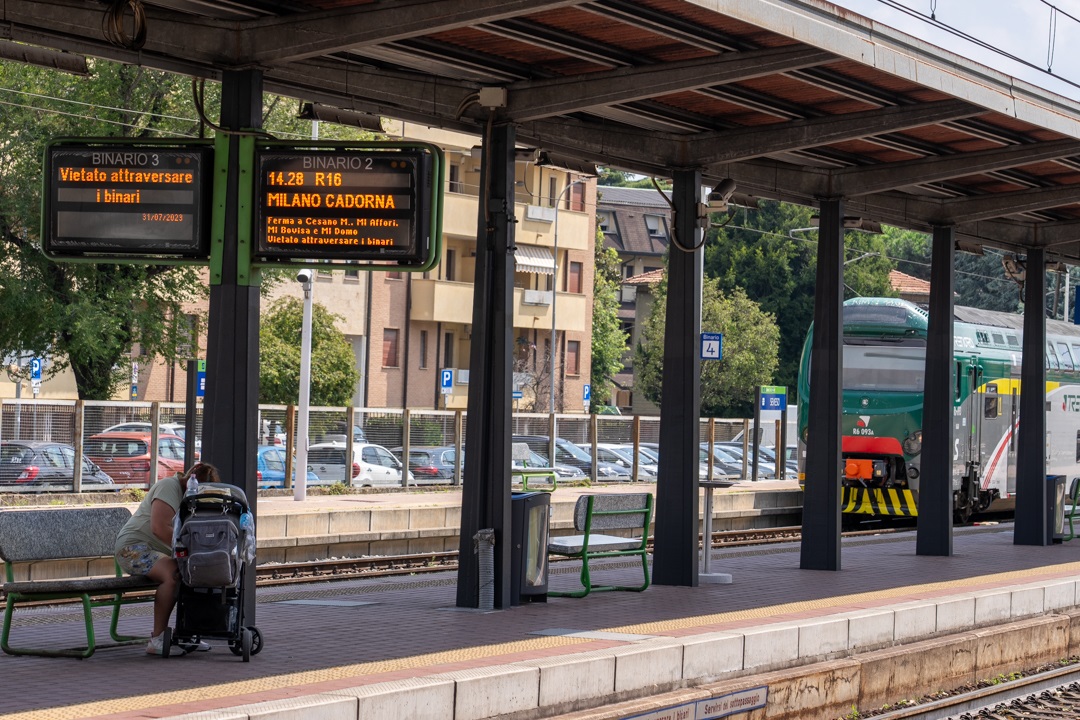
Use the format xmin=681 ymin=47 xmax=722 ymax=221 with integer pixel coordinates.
xmin=703 ymin=201 xmax=896 ymax=395
xmin=590 ymin=228 xmax=627 ymax=409
xmin=879 ymin=225 xmax=1022 ymax=312
xmin=0 ymin=57 xmax=378 ymax=399
xmin=258 ymin=297 xmax=360 ymax=406
xmin=635 ymin=274 xmax=779 ymax=417
xmin=0 ymin=60 xmax=207 ymax=398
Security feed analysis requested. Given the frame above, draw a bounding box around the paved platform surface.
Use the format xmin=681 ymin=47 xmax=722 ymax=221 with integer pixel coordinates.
xmin=2 ymin=490 xmax=1078 ymax=720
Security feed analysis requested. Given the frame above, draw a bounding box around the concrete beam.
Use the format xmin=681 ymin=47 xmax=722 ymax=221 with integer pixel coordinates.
xmin=247 ymin=0 xmax=590 ymax=65
xmin=504 ymin=46 xmax=836 ymax=121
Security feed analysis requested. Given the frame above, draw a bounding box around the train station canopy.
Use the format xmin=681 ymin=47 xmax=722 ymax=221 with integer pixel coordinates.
xmin=10 ymin=0 xmax=1080 ymax=260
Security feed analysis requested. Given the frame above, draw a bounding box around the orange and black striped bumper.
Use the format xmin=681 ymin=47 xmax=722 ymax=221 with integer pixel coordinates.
xmin=842 ymin=487 xmax=918 ymax=516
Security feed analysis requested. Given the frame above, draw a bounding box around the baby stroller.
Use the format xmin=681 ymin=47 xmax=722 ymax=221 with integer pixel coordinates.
xmin=165 ymin=482 xmax=262 ymax=661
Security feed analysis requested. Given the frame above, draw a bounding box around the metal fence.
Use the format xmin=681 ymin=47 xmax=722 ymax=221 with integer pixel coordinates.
xmin=0 ymin=399 xmax=794 ymax=492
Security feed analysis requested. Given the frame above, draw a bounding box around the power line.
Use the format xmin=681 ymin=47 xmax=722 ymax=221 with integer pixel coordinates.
xmin=871 ymin=0 xmax=1080 ymax=92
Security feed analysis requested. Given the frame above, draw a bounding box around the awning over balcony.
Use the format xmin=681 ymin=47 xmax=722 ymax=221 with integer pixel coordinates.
xmin=514 ymin=244 xmax=555 ymax=275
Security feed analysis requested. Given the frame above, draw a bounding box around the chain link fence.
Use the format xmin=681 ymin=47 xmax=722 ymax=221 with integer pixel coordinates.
xmin=0 ymin=399 xmax=792 ymax=492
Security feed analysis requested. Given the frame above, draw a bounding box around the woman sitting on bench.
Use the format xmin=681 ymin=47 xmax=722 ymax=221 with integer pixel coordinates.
xmin=114 ymin=462 xmax=220 ymax=655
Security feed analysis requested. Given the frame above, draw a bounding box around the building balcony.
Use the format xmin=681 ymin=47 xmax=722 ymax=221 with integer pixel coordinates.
xmin=441 ymin=191 xmax=592 ymax=251
xmin=412 ymin=279 xmax=586 ymax=332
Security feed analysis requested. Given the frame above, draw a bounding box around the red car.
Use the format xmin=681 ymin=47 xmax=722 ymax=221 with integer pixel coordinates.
xmin=84 ymin=431 xmax=187 ymax=486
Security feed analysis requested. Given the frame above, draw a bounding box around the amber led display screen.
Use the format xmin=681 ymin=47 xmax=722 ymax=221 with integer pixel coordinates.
xmin=43 ymin=145 xmax=211 ymax=257
xmin=253 ymin=148 xmax=433 ymax=263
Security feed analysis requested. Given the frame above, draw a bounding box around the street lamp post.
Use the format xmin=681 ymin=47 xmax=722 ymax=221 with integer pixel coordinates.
xmin=295 ymin=270 xmax=314 ymax=501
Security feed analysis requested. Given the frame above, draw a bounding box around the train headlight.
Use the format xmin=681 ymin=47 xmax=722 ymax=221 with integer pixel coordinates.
xmin=902 ymin=431 xmax=922 ymax=456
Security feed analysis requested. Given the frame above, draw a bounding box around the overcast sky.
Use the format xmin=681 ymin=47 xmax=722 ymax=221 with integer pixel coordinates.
xmin=831 ymin=0 xmax=1080 ymax=102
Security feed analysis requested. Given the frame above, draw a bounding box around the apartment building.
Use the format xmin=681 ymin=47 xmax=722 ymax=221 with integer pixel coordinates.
xmin=267 ymin=124 xmax=597 ymax=412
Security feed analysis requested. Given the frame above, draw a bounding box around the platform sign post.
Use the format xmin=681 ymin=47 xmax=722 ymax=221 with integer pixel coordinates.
xmin=700 ymin=332 xmax=722 ymax=361
xmin=753 ymin=385 xmax=788 ymax=482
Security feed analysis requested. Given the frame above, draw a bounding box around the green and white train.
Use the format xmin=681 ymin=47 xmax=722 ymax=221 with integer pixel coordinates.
xmin=796 ymin=297 xmax=1080 ymax=522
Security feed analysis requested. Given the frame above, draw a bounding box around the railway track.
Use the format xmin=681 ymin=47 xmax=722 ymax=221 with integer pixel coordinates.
xmin=861 ymin=663 xmax=1080 ymax=720
xmin=254 ymin=524 xmax=908 ymax=585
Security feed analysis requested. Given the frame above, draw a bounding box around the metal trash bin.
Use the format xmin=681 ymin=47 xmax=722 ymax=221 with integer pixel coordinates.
xmin=510 ymin=491 xmax=550 ymax=605
xmin=1048 ymin=475 xmax=1067 ymax=544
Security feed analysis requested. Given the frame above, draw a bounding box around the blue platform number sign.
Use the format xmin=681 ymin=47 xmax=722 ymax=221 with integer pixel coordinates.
xmin=583 ymin=383 xmax=591 ymax=407
xmin=196 ymin=359 xmax=206 ymax=398
xmin=700 ymin=332 xmax=722 ymax=361
xmin=441 ymin=368 xmax=454 ymax=395
xmin=759 ymin=385 xmax=787 ymax=412
xmin=30 ymin=358 xmax=42 ymax=381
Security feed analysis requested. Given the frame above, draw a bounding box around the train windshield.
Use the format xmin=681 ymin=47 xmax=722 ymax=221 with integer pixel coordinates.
xmin=842 ymin=340 xmax=926 ymax=392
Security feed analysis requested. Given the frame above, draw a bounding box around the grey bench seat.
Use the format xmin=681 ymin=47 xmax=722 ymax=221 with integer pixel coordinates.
xmin=547 ymin=493 xmax=653 ymax=598
xmin=0 ymin=506 xmax=159 ymax=658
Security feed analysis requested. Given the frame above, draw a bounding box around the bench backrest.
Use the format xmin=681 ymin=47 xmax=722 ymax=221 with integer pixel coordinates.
xmin=573 ymin=493 xmax=651 ymax=532
xmin=512 ymin=443 xmax=532 ymax=462
xmin=0 ymin=507 xmax=133 ymax=562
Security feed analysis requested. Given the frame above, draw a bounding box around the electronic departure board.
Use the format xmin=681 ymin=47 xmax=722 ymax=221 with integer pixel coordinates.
xmin=253 ymin=147 xmax=435 ymax=264
xmin=43 ymin=143 xmax=213 ymax=258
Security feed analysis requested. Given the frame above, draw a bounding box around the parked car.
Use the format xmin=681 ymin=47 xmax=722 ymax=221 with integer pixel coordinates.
xmin=0 ymin=441 xmax=117 ymax=491
xmin=256 ymin=446 xmax=320 ymax=489
xmin=713 ymin=442 xmax=796 ymax=479
xmin=512 ymin=435 xmax=630 ymax=480
xmin=389 ymin=446 xmax=458 ymax=484
xmin=306 ymin=442 xmax=415 ymax=487
xmin=576 ymin=443 xmax=658 ymax=480
xmin=84 ymin=431 xmax=187 ymax=485
xmin=390 ymin=445 xmax=586 ymax=483
xmin=639 ymin=443 xmax=742 ymax=481
xmin=103 ymin=421 xmax=201 ymax=452
xmin=701 ymin=442 xmax=783 ymax=479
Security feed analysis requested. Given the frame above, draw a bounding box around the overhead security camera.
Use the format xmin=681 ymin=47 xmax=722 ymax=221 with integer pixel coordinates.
xmin=707 ymin=178 xmax=737 ymax=211
xmin=296 ymin=269 xmax=313 ymax=284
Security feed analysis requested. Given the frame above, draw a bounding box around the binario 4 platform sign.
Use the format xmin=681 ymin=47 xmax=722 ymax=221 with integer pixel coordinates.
xmin=43 ymin=141 xmax=213 ymax=259
xmin=253 ymin=144 xmax=439 ymax=265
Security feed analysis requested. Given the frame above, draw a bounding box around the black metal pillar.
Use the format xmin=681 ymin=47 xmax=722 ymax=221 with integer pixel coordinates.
xmin=799 ymin=198 xmax=843 ymax=571
xmin=203 ymin=70 xmax=262 ymax=622
xmin=456 ymin=122 xmax=514 ymax=607
xmin=916 ymin=225 xmax=955 ymax=556
xmin=1014 ymin=247 xmax=1048 ymax=545
xmin=653 ymin=169 xmax=702 ymax=587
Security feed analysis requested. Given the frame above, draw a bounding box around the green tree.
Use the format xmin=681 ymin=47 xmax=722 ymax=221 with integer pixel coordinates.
xmin=704 ymin=201 xmax=896 ymax=394
xmin=635 ymin=275 xmax=779 ymax=417
xmin=0 ymin=60 xmax=207 ymax=398
xmin=590 ymin=228 xmax=627 ymax=409
xmin=259 ymin=297 xmax=360 ymax=406
xmin=880 ymin=225 xmax=1021 ymax=312
xmin=0 ymin=57 xmax=377 ymax=399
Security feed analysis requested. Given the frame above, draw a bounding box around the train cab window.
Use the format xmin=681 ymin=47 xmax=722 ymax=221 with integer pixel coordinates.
xmin=975 ymin=330 xmax=990 ymax=345
xmin=1056 ymin=341 xmax=1075 ymax=371
xmin=1006 ymin=335 xmax=1019 ymax=348
xmin=992 ymin=332 xmax=1005 ymax=346
xmin=1047 ymin=342 xmax=1061 ymax=370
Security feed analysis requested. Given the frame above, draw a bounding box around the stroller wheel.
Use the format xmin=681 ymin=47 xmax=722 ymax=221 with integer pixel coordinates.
xmin=249 ymin=627 xmax=263 ymax=656
xmin=240 ymin=627 xmax=252 ymax=662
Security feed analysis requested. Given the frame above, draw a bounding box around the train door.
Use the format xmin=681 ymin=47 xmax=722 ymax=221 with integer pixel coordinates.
xmin=954 ymin=362 xmax=983 ymax=521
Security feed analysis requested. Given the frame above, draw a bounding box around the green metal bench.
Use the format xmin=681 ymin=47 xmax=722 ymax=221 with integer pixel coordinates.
xmin=547 ymin=492 xmax=653 ymax=598
xmin=0 ymin=506 xmax=159 ymax=658
xmin=511 ymin=442 xmax=558 ymax=492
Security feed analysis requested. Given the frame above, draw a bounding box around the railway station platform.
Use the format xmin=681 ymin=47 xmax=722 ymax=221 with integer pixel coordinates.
xmin=4 ymin=486 xmax=1080 ymax=720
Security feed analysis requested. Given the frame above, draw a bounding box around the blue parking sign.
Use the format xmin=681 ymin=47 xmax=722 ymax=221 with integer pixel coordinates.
xmin=30 ymin=358 xmax=42 ymax=380
xmin=441 ymin=368 xmax=454 ymax=394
